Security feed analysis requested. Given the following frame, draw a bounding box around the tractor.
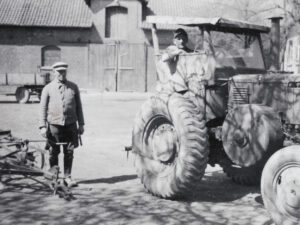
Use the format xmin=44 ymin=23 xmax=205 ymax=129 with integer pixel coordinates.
xmin=131 ymin=15 xmax=300 ymax=223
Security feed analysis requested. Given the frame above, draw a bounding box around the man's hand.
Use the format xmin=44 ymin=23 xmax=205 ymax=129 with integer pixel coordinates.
xmin=78 ymin=125 xmax=84 ymax=135
xmin=40 ymin=127 xmax=47 ymax=138
xmin=162 ymin=46 xmax=181 ymax=62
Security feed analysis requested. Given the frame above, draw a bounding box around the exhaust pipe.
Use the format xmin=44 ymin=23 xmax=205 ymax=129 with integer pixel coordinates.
xmin=269 ymin=17 xmax=283 ymax=70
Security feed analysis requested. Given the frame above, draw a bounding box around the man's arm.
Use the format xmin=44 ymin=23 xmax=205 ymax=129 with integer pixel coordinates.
xmin=75 ymin=85 xmax=85 ymax=128
xmin=39 ymin=86 xmax=49 ymax=129
xmin=161 ymin=45 xmax=181 ymax=62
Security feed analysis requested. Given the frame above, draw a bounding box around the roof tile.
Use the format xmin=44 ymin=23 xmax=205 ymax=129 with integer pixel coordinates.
xmin=0 ymin=0 xmax=92 ymax=28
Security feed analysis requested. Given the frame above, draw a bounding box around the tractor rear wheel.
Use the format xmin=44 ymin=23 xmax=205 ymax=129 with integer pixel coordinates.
xmin=219 ymin=157 xmax=263 ymax=185
xmin=261 ymin=146 xmax=300 ymax=225
xmin=132 ymin=93 xmax=208 ymax=199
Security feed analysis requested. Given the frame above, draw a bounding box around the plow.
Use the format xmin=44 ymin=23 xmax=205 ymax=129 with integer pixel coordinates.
xmin=0 ymin=129 xmax=74 ymax=200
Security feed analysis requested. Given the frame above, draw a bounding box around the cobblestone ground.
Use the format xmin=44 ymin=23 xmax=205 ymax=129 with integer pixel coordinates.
xmin=0 ymin=93 xmax=274 ymax=225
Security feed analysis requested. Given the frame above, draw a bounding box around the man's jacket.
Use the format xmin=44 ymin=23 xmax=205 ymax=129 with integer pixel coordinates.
xmin=39 ymin=79 xmax=84 ymax=128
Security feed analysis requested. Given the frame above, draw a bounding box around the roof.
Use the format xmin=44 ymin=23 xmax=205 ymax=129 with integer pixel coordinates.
xmin=145 ymin=16 xmax=270 ymax=33
xmin=140 ymin=22 xmax=193 ymax=31
xmin=0 ymin=0 xmax=92 ymax=28
xmin=141 ymin=0 xmax=275 ymax=32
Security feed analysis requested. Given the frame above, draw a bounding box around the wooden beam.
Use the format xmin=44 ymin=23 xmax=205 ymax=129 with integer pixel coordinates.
xmin=151 ymin=23 xmax=159 ymax=56
xmin=146 ymin=16 xmax=270 ymax=33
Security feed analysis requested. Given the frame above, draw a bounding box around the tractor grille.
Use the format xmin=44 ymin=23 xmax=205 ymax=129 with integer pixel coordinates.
xmin=232 ymin=87 xmax=249 ymax=105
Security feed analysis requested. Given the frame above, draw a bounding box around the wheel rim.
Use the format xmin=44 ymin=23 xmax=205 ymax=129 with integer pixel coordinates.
xmin=19 ymin=89 xmax=25 ymax=99
xmin=142 ymin=115 xmax=179 ymax=174
xmin=25 ymin=150 xmax=45 ymax=169
xmin=273 ymin=163 xmax=300 ymax=221
xmin=152 ymin=123 xmax=177 ymax=162
xmin=16 ymin=87 xmax=30 ymax=103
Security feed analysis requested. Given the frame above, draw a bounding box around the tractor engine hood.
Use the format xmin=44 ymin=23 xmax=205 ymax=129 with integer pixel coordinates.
xmin=228 ymin=73 xmax=300 ymax=125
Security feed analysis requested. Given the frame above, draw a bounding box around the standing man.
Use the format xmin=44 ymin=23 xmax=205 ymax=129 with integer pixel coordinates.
xmin=39 ymin=62 xmax=84 ymax=187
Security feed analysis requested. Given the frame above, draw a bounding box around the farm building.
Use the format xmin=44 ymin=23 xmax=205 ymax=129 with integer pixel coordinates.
xmin=0 ymin=0 xmax=291 ymax=92
xmin=0 ymin=0 xmax=93 ymax=91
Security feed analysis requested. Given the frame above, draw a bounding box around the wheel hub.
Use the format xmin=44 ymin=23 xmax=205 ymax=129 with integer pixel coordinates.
xmin=152 ymin=124 xmax=177 ymax=163
xmin=233 ymin=129 xmax=248 ymax=148
xmin=276 ymin=166 xmax=300 ymax=219
xmin=284 ymin=181 xmax=300 ymax=208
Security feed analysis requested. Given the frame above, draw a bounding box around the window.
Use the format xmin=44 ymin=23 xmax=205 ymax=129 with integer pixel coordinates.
xmin=211 ymin=31 xmax=265 ymax=70
xmin=41 ymin=46 xmax=61 ymax=66
xmin=105 ymin=6 xmax=128 ymax=39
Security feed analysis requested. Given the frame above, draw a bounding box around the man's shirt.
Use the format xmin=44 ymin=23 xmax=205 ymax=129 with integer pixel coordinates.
xmin=160 ymin=45 xmax=193 ymax=92
xmin=39 ymin=79 xmax=84 ymax=128
xmin=161 ymin=45 xmax=193 ymax=62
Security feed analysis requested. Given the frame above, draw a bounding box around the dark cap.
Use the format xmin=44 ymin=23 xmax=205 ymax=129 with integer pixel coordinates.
xmin=173 ymin=28 xmax=188 ymax=41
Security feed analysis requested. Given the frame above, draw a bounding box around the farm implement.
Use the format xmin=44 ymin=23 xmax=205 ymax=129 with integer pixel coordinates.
xmin=0 ymin=129 xmax=73 ymax=200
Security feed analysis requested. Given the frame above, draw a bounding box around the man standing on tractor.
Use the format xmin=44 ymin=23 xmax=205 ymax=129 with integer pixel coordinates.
xmin=39 ymin=62 xmax=85 ymax=187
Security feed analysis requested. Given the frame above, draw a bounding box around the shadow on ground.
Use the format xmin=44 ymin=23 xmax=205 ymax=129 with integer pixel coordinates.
xmin=0 ymin=101 xmax=19 ymax=104
xmin=0 ymin=100 xmax=39 ymax=104
xmin=78 ymin=175 xmax=137 ymax=184
xmin=0 ymin=171 xmax=273 ymax=225
xmin=187 ymin=170 xmax=261 ymax=203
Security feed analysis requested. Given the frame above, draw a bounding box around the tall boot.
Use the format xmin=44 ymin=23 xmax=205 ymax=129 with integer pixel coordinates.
xmin=49 ymin=147 xmax=59 ymax=168
xmin=64 ymin=149 xmax=74 ymax=177
xmin=63 ymin=148 xmax=77 ymax=187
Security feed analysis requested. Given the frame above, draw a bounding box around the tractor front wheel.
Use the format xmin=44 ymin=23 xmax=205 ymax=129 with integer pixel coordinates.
xmin=132 ymin=93 xmax=209 ymax=199
xmin=219 ymin=157 xmax=263 ymax=185
xmin=261 ymin=145 xmax=300 ymax=225
xmin=221 ymin=104 xmax=284 ymax=185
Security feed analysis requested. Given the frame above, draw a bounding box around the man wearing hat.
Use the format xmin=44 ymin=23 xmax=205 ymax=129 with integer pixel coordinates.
xmin=39 ymin=62 xmax=85 ymax=187
xmin=158 ymin=28 xmax=193 ymax=93
xmin=162 ymin=28 xmax=192 ymax=62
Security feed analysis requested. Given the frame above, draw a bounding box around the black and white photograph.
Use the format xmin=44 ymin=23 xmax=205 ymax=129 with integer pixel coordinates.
xmin=0 ymin=0 xmax=300 ymax=224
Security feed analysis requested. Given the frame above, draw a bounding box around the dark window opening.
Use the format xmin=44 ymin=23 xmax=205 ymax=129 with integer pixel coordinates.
xmin=105 ymin=6 xmax=128 ymax=39
xmin=41 ymin=46 xmax=61 ymax=67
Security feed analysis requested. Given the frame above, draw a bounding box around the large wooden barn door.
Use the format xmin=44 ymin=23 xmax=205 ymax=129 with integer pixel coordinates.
xmin=118 ymin=43 xmax=146 ymax=91
xmin=103 ymin=42 xmax=146 ymax=92
xmin=103 ymin=43 xmax=118 ymax=91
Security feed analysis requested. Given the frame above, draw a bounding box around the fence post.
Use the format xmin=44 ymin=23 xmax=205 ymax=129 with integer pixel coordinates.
xmin=34 ymin=73 xmax=37 ymax=85
xmin=5 ymin=73 xmax=8 ymax=85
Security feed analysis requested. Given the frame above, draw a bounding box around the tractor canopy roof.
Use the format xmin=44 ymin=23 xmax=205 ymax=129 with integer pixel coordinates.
xmin=146 ymin=16 xmax=270 ymax=33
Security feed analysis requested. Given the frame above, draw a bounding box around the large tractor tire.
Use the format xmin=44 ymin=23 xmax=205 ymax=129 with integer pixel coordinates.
xmin=15 ymin=87 xmax=30 ymax=103
xmin=219 ymin=157 xmax=264 ymax=185
xmin=261 ymin=146 xmax=300 ymax=225
xmin=221 ymin=104 xmax=284 ymax=185
xmin=132 ymin=93 xmax=209 ymax=199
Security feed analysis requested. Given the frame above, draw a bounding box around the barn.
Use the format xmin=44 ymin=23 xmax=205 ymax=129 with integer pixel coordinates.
xmin=0 ymin=0 xmax=288 ymax=92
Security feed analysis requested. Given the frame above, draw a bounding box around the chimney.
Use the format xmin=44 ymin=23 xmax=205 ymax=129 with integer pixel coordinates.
xmin=269 ymin=17 xmax=283 ymax=70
